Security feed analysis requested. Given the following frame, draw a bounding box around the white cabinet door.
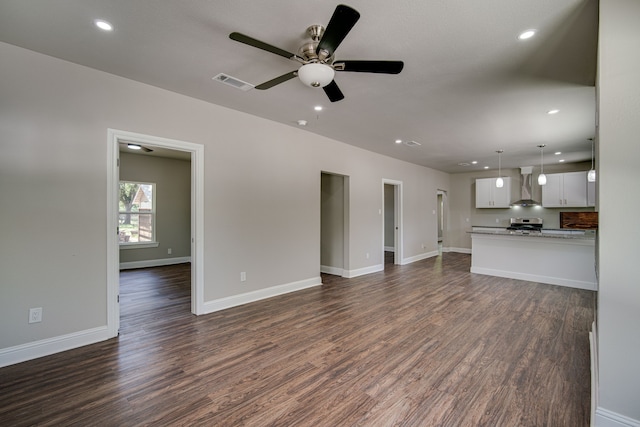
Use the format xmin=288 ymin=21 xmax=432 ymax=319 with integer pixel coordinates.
xmin=542 ymin=174 xmax=564 ymax=207
xmin=492 ymin=179 xmax=511 ymax=207
xmin=475 ymin=178 xmax=493 ymax=208
xmin=476 ymin=177 xmax=511 ymax=208
xmin=563 ymin=171 xmax=588 ymax=207
xmin=542 ymin=172 xmax=588 ymax=207
xmin=587 ymin=180 xmax=596 ymax=207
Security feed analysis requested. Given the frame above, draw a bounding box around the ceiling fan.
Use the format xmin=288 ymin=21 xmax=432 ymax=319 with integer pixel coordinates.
xmin=229 ymin=4 xmax=404 ymax=102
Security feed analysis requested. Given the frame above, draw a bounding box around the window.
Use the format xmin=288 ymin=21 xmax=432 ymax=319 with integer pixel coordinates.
xmin=119 ymin=181 xmax=156 ymax=245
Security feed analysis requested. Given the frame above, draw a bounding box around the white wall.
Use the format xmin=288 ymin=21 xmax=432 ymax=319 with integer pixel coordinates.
xmin=0 ymin=42 xmax=449 ymax=360
xmin=596 ymin=0 xmax=640 ymax=424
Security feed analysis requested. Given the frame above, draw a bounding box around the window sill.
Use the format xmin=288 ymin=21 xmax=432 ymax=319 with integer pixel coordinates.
xmin=119 ymin=242 xmax=159 ymax=250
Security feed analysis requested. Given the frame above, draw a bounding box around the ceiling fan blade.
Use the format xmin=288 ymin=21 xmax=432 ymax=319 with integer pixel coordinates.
xmin=323 ymin=80 xmax=345 ymax=102
xmin=334 ymin=60 xmax=404 ymax=74
xmin=229 ymin=32 xmax=295 ymax=59
xmin=255 ymin=71 xmax=298 ymax=90
xmin=316 ymin=5 xmax=360 ymax=58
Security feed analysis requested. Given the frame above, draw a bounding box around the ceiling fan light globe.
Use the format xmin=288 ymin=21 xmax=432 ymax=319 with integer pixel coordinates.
xmin=298 ymin=63 xmax=335 ymax=88
xmin=588 ymin=169 xmax=596 ymax=182
xmin=495 ymin=177 xmax=504 ymax=188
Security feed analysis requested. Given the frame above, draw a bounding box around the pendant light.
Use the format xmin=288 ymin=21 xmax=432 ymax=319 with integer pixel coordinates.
xmin=495 ymin=150 xmax=504 ymax=188
xmin=537 ymin=144 xmax=547 ymax=186
xmin=588 ymin=138 xmax=596 ymax=182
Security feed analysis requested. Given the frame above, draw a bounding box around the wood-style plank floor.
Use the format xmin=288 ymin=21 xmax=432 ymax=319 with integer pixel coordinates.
xmin=0 ymin=253 xmax=595 ymax=426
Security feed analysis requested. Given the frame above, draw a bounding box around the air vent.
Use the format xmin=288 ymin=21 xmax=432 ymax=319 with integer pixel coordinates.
xmin=404 ymin=140 xmax=421 ymax=147
xmin=213 ymin=73 xmax=254 ymax=91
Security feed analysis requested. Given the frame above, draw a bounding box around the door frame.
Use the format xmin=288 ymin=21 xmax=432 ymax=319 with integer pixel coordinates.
xmin=106 ymin=129 xmax=205 ymax=338
xmin=382 ymin=179 xmax=403 ymax=265
xmin=437 ymin=189 xmax=447 ymax=250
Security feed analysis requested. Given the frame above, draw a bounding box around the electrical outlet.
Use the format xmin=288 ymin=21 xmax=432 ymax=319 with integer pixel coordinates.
xmin=29 ymin=307 xmax=42 ymax=324
xmin=240 ymin=272 xmax=246 ymax=282
xmin=167 ymin=248 xmax=172 ymax=255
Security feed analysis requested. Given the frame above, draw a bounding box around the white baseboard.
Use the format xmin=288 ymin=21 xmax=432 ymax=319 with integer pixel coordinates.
xmin=320 ymin=265 xmax=344 ymax=276
xmin=402 ymin=250 xmax=439 ymax=265
xmin=595 ymin=408 xmax=640 ymax=427
xmin=0 ymin=326 xmax=113 ymax=368
xmin=384 ymin=246 xmax=395 ymax=252
xmin=470 ymin=266 xmax=597 ymax=291
xmin=343 ymin=264 xmax=384 ymax=278
xmin=202 ymin=276 xmax=322 ymax=314
xmin=119 ymin=256 xmax=191 ymax=270
xmin=446 ymin=247 xmax=472 ymax=254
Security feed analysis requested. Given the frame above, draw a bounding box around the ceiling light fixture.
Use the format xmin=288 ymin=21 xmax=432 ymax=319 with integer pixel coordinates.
xmin=518 ymin=30 xmax=536 ymax=40
xmin=127 ymin=144 xmax=142 ymax=150
xmin=314 ymin=105 xmax=323 ymax=111
xmin=297 ymin=120 xmax=307 ymax=126
xmin=547 ymin=109 xmax=560 ymax=115
xmin=298 ymin=63 xmax=335 ymax=88
xmin=537 ymin=144 xmax=547 ymax=185
xmin=395 ymin=139 xmax=402 ymax=144
xmin=555 ymin=151 xmax=562 ymax=155
xmin=94 ymin=19 xmax=113 ymax=31
xmin=484 ymin=166 xmax=489 ymax=169
xmin=588 ymin=138 xmax=596 ymax=182
xmin=471 ymin=161 xmax=478 ymax=164
xmin=496 ymin=150 xmax=504 ymax=188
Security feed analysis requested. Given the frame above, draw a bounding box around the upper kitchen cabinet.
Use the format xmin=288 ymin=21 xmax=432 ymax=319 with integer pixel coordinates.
xmin=476 ymin=177 xmax=511 ymax=208
xmin=542 ymin=171 xmax=589 ymax=207
xmin=587 ymin=180 xmax=596 ymax=207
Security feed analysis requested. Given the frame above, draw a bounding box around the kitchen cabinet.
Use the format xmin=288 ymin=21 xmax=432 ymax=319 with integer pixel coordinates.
xmin=542 ymin=171 xmax=589 ymax=207
xmin=476 ymin=177 xmax=511 ymax=208
xmin=587 ymin=180 xmax=596 ymax=207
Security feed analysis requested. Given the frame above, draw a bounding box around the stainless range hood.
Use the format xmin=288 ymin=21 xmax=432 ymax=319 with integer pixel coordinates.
xmin=511 ymin=166 xmax=540 ymax=207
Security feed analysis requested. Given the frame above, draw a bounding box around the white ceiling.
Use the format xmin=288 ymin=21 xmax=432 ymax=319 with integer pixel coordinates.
xmin=0 ymin=0 xmax=598 ymax=173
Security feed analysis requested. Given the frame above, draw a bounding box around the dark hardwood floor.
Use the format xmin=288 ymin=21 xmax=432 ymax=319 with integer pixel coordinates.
xmin=0 ymin=253 xmax=595 ymax=426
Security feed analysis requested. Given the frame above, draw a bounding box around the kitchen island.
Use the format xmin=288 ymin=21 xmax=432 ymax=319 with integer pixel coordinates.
xmin=469 ymin=228 xmax=597 ymax=290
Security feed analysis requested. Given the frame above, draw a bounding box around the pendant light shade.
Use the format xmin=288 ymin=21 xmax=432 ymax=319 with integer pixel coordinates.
xmin=537 ymin=144 xmax=547 ymax=186
xmin=495 ymin=150 xmax=504 ymax=188
xmin=588 ymin=138 xmax=596 ymax=182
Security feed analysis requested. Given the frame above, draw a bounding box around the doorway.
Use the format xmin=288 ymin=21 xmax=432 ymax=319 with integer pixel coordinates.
xmin=383 ymin=179 xmax=403 ymax=266
xmin=107 ymin=129 xmax=204 ymax=338
xmin=437 ymin=190 xmax=447 ymax=253
xmin=320 ymin=172 xmax=349 ymax=277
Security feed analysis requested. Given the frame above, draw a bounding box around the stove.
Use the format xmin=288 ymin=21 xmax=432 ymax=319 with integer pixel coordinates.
xmin=506 ymin=217 xmax=543 ymax=234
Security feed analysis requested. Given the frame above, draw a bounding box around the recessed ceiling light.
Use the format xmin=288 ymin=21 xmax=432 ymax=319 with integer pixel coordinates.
xmin=94 ymin=19 xmax=113 ymax=31
xmin=555 ymin=151 xmax=562 ymax=155
xmin=314 ymin=105 xmax=323 ymax=111
xmin=127 ymin=144 xmax=141 ymax=150
xmin=559 ymin=159 xmax=565 ymax=163
xmin=547 ymin=109 xmax=560 ymax=115
xmin=395 ymin=139 xmax=402 ymax=144
xmin=471 ymin=161 xmax=478 ymax=164
xmin=484 ymin=166 xmax=490 ymax=169
xmin=518 ymin=30 xmax=536 ymax=40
